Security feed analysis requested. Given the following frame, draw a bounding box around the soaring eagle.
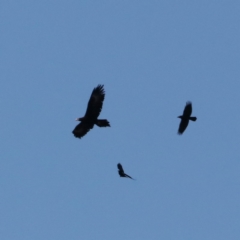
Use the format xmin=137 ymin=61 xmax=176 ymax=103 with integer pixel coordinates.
xmin=117 ymin=163 xmax=134 ymax=180
xmin=72 ymin=85 xmax=110 ymax=138
xmin=177 ymin=101 xmax=197 ymax=134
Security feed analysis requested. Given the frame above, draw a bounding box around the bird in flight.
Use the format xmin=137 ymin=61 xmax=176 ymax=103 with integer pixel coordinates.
xmin=177 ymin=101 xmax=197 ymax=134
xmin=72 ymin=84 xmax=110 ymax=138
xmin=117 ymin=163 xmax=134 ymax=180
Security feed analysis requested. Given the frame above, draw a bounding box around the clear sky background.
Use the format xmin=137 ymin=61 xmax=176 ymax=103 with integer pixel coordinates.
xmin=1 ymin=1 xmax=240 ymax=239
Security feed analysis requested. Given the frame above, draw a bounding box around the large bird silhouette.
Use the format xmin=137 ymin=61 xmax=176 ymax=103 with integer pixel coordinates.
xmin=117 ymin=163 xmax=134 ymax=180
xmin=72 ymin=85 xmax=110 ymax=138
xmin=178 ymin=101 xmax=197 ymax=134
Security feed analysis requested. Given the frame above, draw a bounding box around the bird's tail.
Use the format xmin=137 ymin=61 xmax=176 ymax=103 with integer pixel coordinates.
xmin=189 ymin=117 xmax=197 ymax=121
xmin=96 ymin=119 xmax=110 ymax=127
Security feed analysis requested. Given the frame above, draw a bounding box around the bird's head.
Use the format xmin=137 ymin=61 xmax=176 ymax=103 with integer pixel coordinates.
xmin=177 ymin=116 xmax=183 ymax=119
xmin=75 ymin=117 xmax=84 ymax=122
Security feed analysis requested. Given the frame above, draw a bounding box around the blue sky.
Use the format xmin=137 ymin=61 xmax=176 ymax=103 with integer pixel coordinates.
xmin=1 ymin=1 xmax=240 ymax=239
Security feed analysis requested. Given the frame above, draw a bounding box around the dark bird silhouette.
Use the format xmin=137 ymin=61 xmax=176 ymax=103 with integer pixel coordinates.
xmin=72 ymin=85 xmax=110 ymax=138
xmin=117 ymin=163 xmax=134 ymax=180
xmin=178 ymin=101 xmax=197 ymax=134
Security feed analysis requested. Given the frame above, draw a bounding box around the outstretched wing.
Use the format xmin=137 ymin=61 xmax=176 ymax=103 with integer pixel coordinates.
xmin=178 ymin=119 xmax=189 ymax=134
xmin=183 ymin=101 xmax=192 ymax=117
xmin=117 ymin=163 xmax=124 ymax=172
xmin=72 ymin=122 xmax=93 ymax=138
xmin=84 ymin=85 xmax=105 ymax=120
xmin=124 ymin=173 xmax=134 ymax=180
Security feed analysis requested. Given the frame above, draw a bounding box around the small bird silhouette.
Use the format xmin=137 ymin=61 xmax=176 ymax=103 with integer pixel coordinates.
xmin=178 ymin=101 xmax=197 ymax=134
xmin=117 ymin=163 xmax=134 ymax=180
